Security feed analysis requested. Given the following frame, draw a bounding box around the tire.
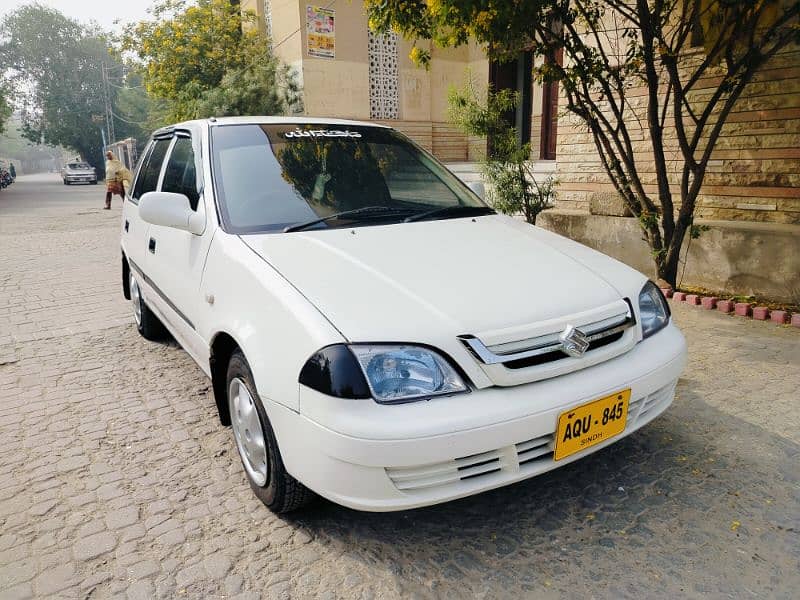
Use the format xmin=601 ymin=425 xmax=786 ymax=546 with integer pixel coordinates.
xmin=227 ymin=350 xmax=314 ymax=513
xmin=63 ymin=179 xmax=69 ymax=185
xmin=128 ymin=270 xmax=166 ymax=340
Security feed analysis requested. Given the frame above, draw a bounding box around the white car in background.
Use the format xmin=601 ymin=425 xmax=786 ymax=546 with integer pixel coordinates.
xmin=62 ymin=161 xmax=98 ymax=185
xmin=121 ymin=117 xmax=687 ymax=513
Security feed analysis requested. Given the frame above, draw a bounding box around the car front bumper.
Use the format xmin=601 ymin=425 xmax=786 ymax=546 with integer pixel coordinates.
xmin=267 ymin=323 xmax=687 ymax=512
xmin=65 ymin=175 xmax=96 ymax=183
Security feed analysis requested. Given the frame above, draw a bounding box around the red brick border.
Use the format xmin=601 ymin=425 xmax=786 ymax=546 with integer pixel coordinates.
xmin=717 ymin=300 xmax=734 ymax=314
xmin=771 ymin=310 xmax=790 ymax=324
xmin=666 ymin=295 xmax=798 ymax=330
xmin=701 ymin=297 xmax=718 ymax=310
xmin=752 ymin=307 xmax=770 ymax=320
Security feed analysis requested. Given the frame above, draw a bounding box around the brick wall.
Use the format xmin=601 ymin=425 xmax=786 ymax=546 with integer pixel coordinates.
xmin=554 ymin=47 xmax=800 ymax=225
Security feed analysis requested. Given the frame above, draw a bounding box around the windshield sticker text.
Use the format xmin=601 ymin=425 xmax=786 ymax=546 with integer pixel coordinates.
xmin=283 ymin=129 xmax=362 ymax=139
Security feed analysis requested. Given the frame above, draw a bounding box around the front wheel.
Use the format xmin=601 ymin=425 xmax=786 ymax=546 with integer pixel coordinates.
xmin=129 ymin=270 xmax=165 ymax=340
xmin=227 ymin=350 xmax=314 ymax=513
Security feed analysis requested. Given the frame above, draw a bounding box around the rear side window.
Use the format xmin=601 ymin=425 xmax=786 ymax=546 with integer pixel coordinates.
xmin=161 ymin=137 xmax=200 ymax=210
xmin=132 ymin=139 xmax=170 ymax=201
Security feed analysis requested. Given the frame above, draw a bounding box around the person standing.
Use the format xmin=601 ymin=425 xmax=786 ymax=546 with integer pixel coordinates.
xmin=9 ymin=163 xmax=15 ymax=179
xmin=104 ymin=151 xmax=126 ymax=209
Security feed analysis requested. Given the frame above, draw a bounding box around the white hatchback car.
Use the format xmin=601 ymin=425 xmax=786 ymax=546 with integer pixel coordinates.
xmin=121 ymin=117 xmax=687 ymax=513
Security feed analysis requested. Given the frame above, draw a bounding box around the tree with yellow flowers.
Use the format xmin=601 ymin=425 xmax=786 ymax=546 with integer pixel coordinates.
xmin=123 ymin=0 xmax=299 ymax=122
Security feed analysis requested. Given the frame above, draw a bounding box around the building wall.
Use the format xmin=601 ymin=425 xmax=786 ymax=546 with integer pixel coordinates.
xmin=545 ymin=44 xmax=800 ymax=300
xmin=243 ymin=0 xmax=487 ymax=161
xmin=554 ymin=46 xmax=800 ymax=225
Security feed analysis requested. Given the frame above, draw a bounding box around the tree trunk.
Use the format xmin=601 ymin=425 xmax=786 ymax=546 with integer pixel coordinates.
xmin=656 ymin=220 xmax=690 ymax=288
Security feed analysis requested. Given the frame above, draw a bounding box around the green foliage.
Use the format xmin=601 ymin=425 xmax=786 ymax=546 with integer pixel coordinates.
xmin=0 ymin=4 xmax=147 ymax=172
xmin=447 ymin=79 xmax=556 ymax=225
xmin=124 ymin=0 xmax=298 ymax=122
xmin=0 ymin=87 xmax=11 ymax=135
xmin=690 ymin=223 xmax=711 ymax=239
xmin=193 ymin=45 xmax=302 ymax=119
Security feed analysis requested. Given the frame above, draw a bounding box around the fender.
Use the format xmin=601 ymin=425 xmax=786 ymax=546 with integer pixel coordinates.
xmin=198 ymin=232 xmax=345 ymax=414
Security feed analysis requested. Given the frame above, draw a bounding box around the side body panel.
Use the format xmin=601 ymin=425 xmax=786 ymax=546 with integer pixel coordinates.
xmin=141 ymin=129 xmax=214 ymax=367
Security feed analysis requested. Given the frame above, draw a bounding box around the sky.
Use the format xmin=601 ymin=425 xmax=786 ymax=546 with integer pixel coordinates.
xmin=3 ymin=0 xmax=157 ymax=32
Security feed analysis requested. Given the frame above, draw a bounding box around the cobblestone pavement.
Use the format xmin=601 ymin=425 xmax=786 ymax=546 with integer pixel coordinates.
xmin=1 ymin=174 xmax=798 ymax=599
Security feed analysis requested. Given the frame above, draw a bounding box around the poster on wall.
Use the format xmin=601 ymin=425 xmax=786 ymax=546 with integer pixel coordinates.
xmin=306 ymin=5 xmax=335 ymax=59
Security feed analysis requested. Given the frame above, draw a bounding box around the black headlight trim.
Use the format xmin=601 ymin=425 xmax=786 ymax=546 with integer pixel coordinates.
xmin=298 ymin=344 xmax=371 ymax=399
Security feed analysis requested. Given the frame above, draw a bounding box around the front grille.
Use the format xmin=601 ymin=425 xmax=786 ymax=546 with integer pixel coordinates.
xmin=385 ymin=382 xmax=676 ymax=495
xmin=459 ymin=304 xmax=634 ymax=370
xmin=458 ymin=301 xmax=638 ymax=387
xmin=504 ymin=331 xmax=624 ymax=370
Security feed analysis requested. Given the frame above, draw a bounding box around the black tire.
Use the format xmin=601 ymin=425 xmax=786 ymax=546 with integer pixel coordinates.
xmin=63 ymin=179 xmax=69 ymax=185
xmin=129 ymin=270 xmax=166 ymax=341
xmin=226 ymin=350 xmax=314 ymax=513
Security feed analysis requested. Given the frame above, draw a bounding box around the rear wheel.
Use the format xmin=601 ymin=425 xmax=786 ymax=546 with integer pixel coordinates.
xmin=227 ymin=350 xmax=314 ymax=513
xmin=129 ymin=270 xmax=165 ymax=340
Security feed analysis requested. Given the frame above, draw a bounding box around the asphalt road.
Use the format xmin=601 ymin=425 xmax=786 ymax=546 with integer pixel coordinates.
xmin=1 ymin=173 xmax=798 ymax=599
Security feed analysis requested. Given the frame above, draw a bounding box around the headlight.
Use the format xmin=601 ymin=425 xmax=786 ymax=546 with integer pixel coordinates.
xmin=349 ymin=345 xmax=468 ymax=403
xmin=299 ymin=344 xmax=469 ymax=403
xmin=638 ymin=281 xmax=670 ymax=339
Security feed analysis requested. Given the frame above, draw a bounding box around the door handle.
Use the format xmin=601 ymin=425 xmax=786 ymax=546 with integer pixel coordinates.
xmin=124 ymin=220 xmax=129 ymax=232
xmin=148 ymin=238 xmax=156 ymax=254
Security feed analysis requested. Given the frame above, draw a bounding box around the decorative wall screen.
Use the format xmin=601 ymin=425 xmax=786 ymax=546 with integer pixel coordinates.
xmin=368 ymin=31 xmax=399 ymax=120
xmin=263 ymin=0 xmax=273 ymax=42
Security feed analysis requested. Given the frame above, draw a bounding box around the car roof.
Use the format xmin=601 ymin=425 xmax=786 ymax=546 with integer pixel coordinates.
xmin=154 ymin=116 xmax=390 ymax=137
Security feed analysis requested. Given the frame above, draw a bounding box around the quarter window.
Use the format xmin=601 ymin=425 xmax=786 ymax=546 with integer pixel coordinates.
xmin=161 ymin=137 xmax=200 ymax=210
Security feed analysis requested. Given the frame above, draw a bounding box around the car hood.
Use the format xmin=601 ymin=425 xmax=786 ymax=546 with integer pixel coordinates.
xmin=241 ymin=214 xmax=638 ymax=342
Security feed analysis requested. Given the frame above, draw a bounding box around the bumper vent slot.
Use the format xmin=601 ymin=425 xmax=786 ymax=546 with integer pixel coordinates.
xmin=384 ymin=382 xmax=678 ymax=495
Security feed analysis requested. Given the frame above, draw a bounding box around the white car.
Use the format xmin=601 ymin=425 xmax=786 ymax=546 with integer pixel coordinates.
xmin=62 ymin=161 xmax=98 ymax=185
xmin=121 ymin=117 xmax=687 ymax=513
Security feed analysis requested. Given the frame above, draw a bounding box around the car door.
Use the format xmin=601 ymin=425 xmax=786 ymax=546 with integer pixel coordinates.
xmin=123 ymin=138 xmax=171 ymax=279
xmin=141 ymin=131 xmax=213 ymax=365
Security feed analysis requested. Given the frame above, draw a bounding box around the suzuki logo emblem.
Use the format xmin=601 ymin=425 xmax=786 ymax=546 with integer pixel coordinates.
xmin=559 ymin=325 xmax=590 ymax=358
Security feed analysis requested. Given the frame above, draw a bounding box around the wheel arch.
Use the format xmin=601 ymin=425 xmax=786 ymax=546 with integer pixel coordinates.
xmin=209 ymin=331 xmax=243 ymax=426
xmin=122 ymin=252 xmax=131 ymax=300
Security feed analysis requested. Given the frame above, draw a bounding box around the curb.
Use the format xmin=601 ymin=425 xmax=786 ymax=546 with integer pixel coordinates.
xmin=662 ymin=289 xmax=800 ymax=329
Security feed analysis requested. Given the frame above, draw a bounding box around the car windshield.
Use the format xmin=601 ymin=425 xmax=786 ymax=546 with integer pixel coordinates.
xmin=210 ymin=123 xmax=488 ymax=233
xmin=68 ymin=163 xmax=91 ymax=170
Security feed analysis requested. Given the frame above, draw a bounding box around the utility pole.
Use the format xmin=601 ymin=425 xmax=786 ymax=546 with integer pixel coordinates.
xmin=101 ymin=63 xmax=115 ymax=146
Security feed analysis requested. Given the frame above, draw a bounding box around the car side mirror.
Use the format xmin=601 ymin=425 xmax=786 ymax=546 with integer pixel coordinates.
xmin=467 ymin=181 xmax=486 ymax=201
xmin=139 ymin=191 xmax=204 ymax=235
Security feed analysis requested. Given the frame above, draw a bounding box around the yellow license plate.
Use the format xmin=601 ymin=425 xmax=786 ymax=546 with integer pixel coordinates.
xmin=554 ymin=389 xmax=630 ymax=461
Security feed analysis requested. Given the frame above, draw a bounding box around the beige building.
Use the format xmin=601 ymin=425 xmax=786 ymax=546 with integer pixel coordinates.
xmin=242 ymin=1 xmax=800 ymax=301
xmin=240 ymin=1 xmax=561 ymax=166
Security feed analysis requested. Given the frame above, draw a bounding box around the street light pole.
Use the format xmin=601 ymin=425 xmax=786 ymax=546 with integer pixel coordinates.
xmin=101 ymin=63 xmax=115 ymax=146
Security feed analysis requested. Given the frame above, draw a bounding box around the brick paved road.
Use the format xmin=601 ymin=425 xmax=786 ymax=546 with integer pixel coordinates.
xmin=1 ymin=174 xmax=798 ymax=599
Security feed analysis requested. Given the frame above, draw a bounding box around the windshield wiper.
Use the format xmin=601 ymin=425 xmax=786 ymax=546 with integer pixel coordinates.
xmin=403 ymin=205 xmax=495 ymax=223
xmin=284 ymin=206 xmax=413 ymax=233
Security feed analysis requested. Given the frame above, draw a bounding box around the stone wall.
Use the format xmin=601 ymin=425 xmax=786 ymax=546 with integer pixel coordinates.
xmin=538 ymin=211 xmax=800 ymax=303
xmin=554 ymin=47 xmax=800 ymax=226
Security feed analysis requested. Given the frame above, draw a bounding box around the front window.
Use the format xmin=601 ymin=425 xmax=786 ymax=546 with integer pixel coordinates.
xmin=210 ymin=124 xmax=488 ymax=234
